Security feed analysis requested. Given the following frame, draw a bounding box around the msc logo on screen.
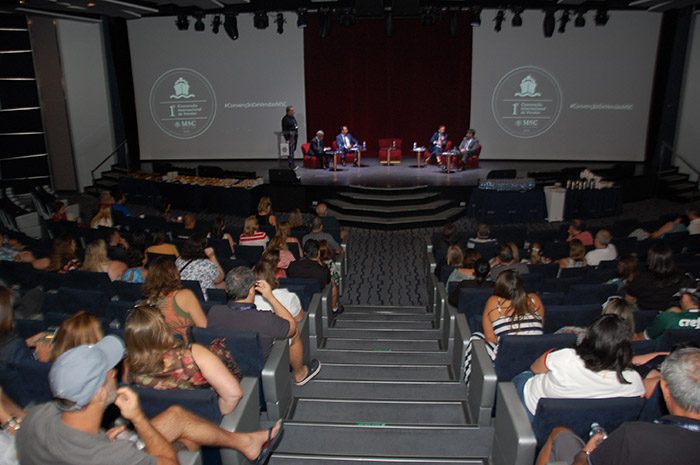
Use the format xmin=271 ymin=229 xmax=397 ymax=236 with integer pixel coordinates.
xmin=149 ymin=68 xmax=217 ymax=140
xmin=491 ymin=66 xmax=562 ymax=139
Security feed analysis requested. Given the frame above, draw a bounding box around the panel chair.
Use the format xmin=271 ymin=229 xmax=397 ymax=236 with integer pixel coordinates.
xmin=377 ymin=138 xmax=402 ymax=164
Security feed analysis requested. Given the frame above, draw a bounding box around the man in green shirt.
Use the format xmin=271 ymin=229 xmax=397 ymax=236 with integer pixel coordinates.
xmin=639 ymin=284 xmax=700 ymax=345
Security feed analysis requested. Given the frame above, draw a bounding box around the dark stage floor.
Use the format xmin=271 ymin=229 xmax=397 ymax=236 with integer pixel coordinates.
xmin=142 ymin=158 xmax=628 ymax=189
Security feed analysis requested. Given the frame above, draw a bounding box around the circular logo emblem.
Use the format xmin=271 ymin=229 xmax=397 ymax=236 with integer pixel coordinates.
xmin=491 ymin=66 xmax=562 ymax=139
xmin=149 ymin=68 xmax=216 ymax=139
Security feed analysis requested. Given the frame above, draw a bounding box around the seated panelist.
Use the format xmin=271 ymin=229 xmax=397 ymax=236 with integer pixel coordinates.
xmin=309 ymin=130 xmax=331 ymax=169
xmin=429 ymin=125 xmax=448 ymax=162
xmin=335 ymin=125 xmax=359 ymax=167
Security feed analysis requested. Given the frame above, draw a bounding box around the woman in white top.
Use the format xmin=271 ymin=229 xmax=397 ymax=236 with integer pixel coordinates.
xmin=253 ymin=261 xmax=304 ymax=323
xmin=514 ymin=314 xmax=644 ymax=421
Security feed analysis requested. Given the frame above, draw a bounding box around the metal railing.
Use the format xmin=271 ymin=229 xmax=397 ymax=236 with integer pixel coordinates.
xmin=90 ymin=140 xmax=128 ymax=186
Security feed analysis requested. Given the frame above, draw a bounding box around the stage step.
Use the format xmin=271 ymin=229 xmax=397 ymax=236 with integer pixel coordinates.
xmin=288 ymin=398 xmax=470 ymax=425
xmin=338 ymin=191 xmax=440 ymax=205
xmin=327 ymin=198 xmax=454 ymax=218
xmin=329 ymin=206 xmax=465 ymax=229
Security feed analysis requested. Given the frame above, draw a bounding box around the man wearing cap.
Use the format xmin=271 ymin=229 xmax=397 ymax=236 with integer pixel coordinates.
xmin=637 ymin=284 xmax=700 ymax=345
xmin=16 ymin=335 xmax=282 ymax=465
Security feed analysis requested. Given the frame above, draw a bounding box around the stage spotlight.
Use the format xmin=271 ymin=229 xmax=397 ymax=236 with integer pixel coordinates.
xmin=449 ymin=10 xmax=459 ymax=38
xmin=319 ymin=8 xmax=331 ymax=38
xmin=275 ymin=13 xmax=285 ymax=34
xmin=421 ymin=7 xmax=438 ymax=27
xmin=340 ymin=8 xmax=355 ymax=27
xmin=494 ymin=10 xmax=505 ymax=32
xmin=211 ymin=15 xmax=221 ymax=34
xmin=543 ymin=10 xmax=555 ymax=38
xmin=385 ymin=11 xmax=394 ymax=37
xmin=254 ymin=11 xmax=268 ymax=30
xmin=224 ymin=13 xmax=238 ymax=40
xmin=470 ymin=7 xmax=481 ymax=27
xmin=176 ymin=15 xmax=189 ymax=31
xmin=297 ymin=9 xmax=307 ymax=28
xmin=194 ymin=13 xmax=205 ymax=32
xmin=575 ymin=11 xmax=585 ymax=27
xmin=594 ymin=9 xmax=609 ymax=26
xmin=558 ymin=10 xmax=569 ymax=33
xmin=512 ymin=8 xmax=523 ymax=27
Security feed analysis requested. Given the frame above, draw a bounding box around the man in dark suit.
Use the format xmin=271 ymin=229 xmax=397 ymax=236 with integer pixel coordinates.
xmin=282 ymin=106 xmax=298 ymax=170
xmin=429 ymin=125 xmax=448 ymax=163
xmin=456 ymin=128 xmax=479 ymax=172
xmin=335 ymin=125 xmax=359 ymax=167
xmin=308 ymin=130 xmax=330 ymax=168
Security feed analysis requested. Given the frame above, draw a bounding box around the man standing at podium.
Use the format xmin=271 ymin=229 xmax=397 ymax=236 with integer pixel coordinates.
xmin=282 ymin=106 xmax=299 ymax=170
xmin=335 ymin=125 xmax=359 ymax=167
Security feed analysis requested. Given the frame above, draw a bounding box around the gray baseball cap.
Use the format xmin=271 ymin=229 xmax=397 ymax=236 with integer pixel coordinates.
xmin=49 ymin=335 xmax=125 ymax=411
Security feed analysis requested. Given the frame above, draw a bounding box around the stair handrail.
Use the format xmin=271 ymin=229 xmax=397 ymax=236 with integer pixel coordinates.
xmin=91 ymin=140 xmax=128 ymax=186
xmin=661 ymin=141 xmax=700 ymax=182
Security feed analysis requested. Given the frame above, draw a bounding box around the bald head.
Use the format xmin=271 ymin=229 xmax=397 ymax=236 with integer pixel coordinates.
xmin=595 ymin=230 xmax=612 ymax=248
xmin=316 ymin=203 xmax=328 ymax=217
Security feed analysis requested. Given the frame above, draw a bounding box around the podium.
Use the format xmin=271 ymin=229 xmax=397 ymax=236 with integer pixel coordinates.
xmin=544 ymin=186 xmax=566 ymax=222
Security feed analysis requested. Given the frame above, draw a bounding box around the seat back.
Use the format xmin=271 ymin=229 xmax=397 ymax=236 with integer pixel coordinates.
xmin=130 ymin=385 xmax=222 ymax=424
xmin=69 ymin=270 xmax=116 ymax=299
xmin=567 ymin=283 xmax=618 ymax=305
xmin=543 ymin=304 xmax=601 ymax=333
xmin=532 ymin=397 xmax=644 ymax=450
xmin=527 ymin=262 xmax=559 ymax=279
xmin=659 ymin=328 xmax=700 ymax=351
xmin=113 ymin=281 xmax=144 ymax=302
xmin=494 ymin=333 xmax=577 ymax=382
xmin=181 ymin=280 xmax=205 ymax=301
xmin=301 ymin=142 xmax=310 ymax=156
xmin=207 ymin=237 xmax=233 ymax=259
xmin=456 ymin=287 xmax=494 ymax=333
xmin=236 ymin=245 xmax=264 ymax=267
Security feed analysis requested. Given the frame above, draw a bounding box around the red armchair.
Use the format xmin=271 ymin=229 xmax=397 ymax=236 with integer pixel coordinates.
xmin=378 ymin=138 xmax=402 ymax=164
xmin=302 ymin=143 xmax=323 ymax=169
xmin=330 ymin=141 xmax=356 ymax=165
xmin=451 ymin=144 xmax=482 ymax=170
xmin=426 ymin=140 xmax=453 ymax=165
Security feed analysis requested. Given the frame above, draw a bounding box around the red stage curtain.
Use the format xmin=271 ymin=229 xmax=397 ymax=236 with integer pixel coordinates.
xmin=303 ymin=15 xmax=473 ymax=157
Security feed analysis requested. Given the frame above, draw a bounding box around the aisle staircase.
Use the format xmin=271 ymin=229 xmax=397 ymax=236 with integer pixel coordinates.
xmin=269 ymin=298 xmax=494 ymax=463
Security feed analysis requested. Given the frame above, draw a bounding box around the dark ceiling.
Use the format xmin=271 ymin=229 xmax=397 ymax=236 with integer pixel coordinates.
xmin=0 ymin=0 xmax=697 ymax=23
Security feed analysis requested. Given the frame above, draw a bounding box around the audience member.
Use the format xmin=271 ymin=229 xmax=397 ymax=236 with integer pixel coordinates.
xmin=50 ymin=200 xmax=68 ymax=222
xmin=463 ymin=270 xmax=544 ymax=382
xmin=254 ymin=261 xmax=304 ymax=323
xmin=318 ymin=239 xmax=342 ymax=313
xmin=16 ymin=335 xmax=283 ymax=464
xmin=175 ymin=234 xmax=225 ymax=298
xmin=448 ymin=258 xmax=494 ymax=307
xmin=637 ymin=283 xmax=700 ymax=345
xmin=0 ymin=285 xmax=52 ymax=364
xmin=288 ymin=208 xmax=308 ymax=236
xmin=147 ymin=230 xmax=179 ymax=257
xmin=287 ymin=239 xmax=332 ymax=298
xmin=143 ymin=256 xmax=207 ymax=340
xmin=44 ymin=234 xmax=81 ymax=273
xmin=267 ymin=234 xmax=296 ymax=271
xmin=258 ymin=249 xmax=287 ymax=279
xmin=302 ymin=217 xmax=342 ymax=256
xmin=625 ymin=243 xmax=685 ymax=310
xmin=513 ymin=314 xmax=644 ymax=422
xmin=585 ymin=230 xmax=618 ymax=266
xmin=90 ymin=204 xmax=113 ymax=229
xmin=275 ymin=221 xmax=303 ymax=258
xmin=178 ymin=213 xmax=197 ymax=239
xmin=535 ymin=347 xmax=700 ymax=465
xmin=110 ymin=189 xmax=131 ymax=217
xmin=467 ymin=224 xmax=497 ymax=249
xmin=239 ymin=216 xmax=270 ymax=248
xmin=155 ymin=197 xmax=178 ymax=223
xmin=104 ymin=228 xmax=129 ymax=262
xmin=82 ymin=240 xmax=127 ymax=281
xmin=524 ymin=242 xmax=549 ymax=265
xmin=0 ymin=386 xmax=24 ymax=465
xmin=256 ymin=196 xmax=277 ymax=229
xmin=124 ymin=305 xmax=242 ymax=415
xmin=316 ymin=203 xmax=342 ymax=233
xmin=556 ymin=296 xmax=636 ymax=342
xmin=488 ymin=244 xmax=529 ymax=280
xmin=555 ymin=239 xmax=587 ymax=270
xmin=49 ymin=311 xmax=104 ymax=362
xmin=208 ymin=217 xmax=235 ymax=255
xmin=685 ymin=206 xmax=700 ymax=235
xmin=447 ymin=249 xmax=482 ymax=285
xmin=121 ymin=247 xmax=148 ymax=283
xmin=566 ymin=219 xmax=593 ymax=246
xmin=207 ymin=267 xmax=321 ymax=385
xmin=606 ymin=253 xmax=640 ymax=292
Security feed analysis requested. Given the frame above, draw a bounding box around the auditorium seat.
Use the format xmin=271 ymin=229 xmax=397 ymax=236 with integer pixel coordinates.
xmin=330 ymin=140 xmax=356 ymax=165
xmin=301 ymin=142 xmax=322 ymax=169
xmin=451 ymin=144 xmax=481 ymax=170
xmin=423 ymin=140 xmax=453 ymax=165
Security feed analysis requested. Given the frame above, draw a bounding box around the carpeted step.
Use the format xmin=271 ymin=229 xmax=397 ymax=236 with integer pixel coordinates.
xmin=314 ymin=362 xmax=455 ymax=382
xmin=316 ymin=350 xmax=450 ymax=365
xmin=322 ymin=338 xmax=443 ymax=351
xmin=293 ymin=380 xmax=468 ymax=401
xmin=288 ymin=398 xmax=470 ymax=425
xmin=332 ymin=320 xmax=434 ymax=330
xmin=269 ymin=455 xmax=485 ymax=464
xmin=325 ymin=328 xmax=442 ymax=340
xmin=271 ymin=423 xmax=494 ymax=459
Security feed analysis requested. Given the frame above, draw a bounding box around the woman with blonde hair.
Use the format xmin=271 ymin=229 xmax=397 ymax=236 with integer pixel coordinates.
xmin=256 ymin=196 xmax=277 ymax=228
xmin=124 ymin=305 xmax=243 ymax=415
xmin=49 ymin=311 xmax=104 ymax=362
xmin=143 ymin=256 xmax=207 ymax=340
xmin=89 ymin=204 xmax=113 ymax=228
xmin=275 ymin=221 xmax=303 ymax=258
xmin=239 ymin=216 xmax=269 ymax=248
xmin=82 ymin=239 xmax=127 ymax=280
xmin=555 ymin=239 xmax=587 ymax=270
xmin=288 ymin=208 xmax=308 ymax=236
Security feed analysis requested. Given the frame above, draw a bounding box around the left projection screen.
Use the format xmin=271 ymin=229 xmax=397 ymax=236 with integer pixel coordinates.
xmin=128 ymin=15 xmax=306 ymax=161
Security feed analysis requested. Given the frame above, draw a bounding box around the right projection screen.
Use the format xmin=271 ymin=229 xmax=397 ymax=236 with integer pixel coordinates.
xmin=471 ymin=10 xmax=661 ymax=161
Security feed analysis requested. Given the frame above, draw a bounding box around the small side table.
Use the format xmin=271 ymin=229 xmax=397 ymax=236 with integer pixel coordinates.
xmin=413 ymin=147 xmax=426 ymax=167
xmin=329 ymin=150 xmax=343 ymax=171
xmin=349 ymin=147 xmax=363 ymax=167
